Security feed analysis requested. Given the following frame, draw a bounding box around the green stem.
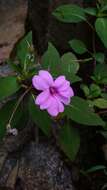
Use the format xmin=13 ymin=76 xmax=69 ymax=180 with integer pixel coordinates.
xmin=72 ymin=57 xmax=93 ymax=63
xmin=97 ymin=13 xmax=107 ymax=17
xmin=7 ymin=86 xmax=32 ymax=127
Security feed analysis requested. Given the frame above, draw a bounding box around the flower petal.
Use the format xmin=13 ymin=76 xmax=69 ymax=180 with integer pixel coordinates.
xmin=58 ymin=81 xmax=70 ymax=91
xmin=32 ymin=75 xmax=49 ymax=90
xmin=57 ymin=99 xmax=64 ymax=113
xmin=39 ymin=70 xmax=53 ymax=87
xmin=47 ymin=97 xmax=64 ymax=116
xmin=47 ymin=98 xmax=59 ymax=116
xmin=54 ymin=76 xmax=66 ymax=88
xmin=40 ymin=96 xmax=53 ymax=110
xmin=35 ymin=89 xmax=50 ymax=105
xmin=59 ymin=87 xmax=74 ymax=98
xmin=56 ymin=94 xmax=71 ymax=105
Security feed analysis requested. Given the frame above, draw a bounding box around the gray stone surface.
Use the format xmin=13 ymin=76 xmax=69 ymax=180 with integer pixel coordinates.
xmin=18 ymin=142 xmax=74 ymax=190
xmin=0 ymin=64 xmax=14 ymax=76
xmin=0 ymin=138 xmax=75 ymax=190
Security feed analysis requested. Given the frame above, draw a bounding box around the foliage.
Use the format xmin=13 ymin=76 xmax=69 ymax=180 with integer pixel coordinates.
xmin=0 ymin=0 xmax=107 ymax=165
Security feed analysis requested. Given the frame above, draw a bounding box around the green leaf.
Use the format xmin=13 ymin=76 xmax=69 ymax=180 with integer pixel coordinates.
xmin=29 ymin=96 xmax=52 ymax=136
xmin=69 ymin=39 xmax=87 ymax=54
xmin=60 ymin=52 xmax=79 ymax=81
xmin=101 ymin=93 xmax=107 ymax=100
xmin=84 ymin=7 xmax=97 ymax=16
xmin=70 ymin=75 xmax=82 ymax=83
xmin=42 ymin=42 xmax=61 ymax=76
xmin=93 ymin=63 xmax=107 ymax=84
xmin=80 ymin=84 xmax=90 ymax=97
xmin=0 ymin=76 xmax=20 ymax=101
xmin=16 ymin=31 xmax=33 ymax=67
xmin=101 ymin=4 xmax=107 ymax=12
xmin=87 ymin=100 xmax=94 ymax=109
xmin=59 ymin=123 xmax=80 ymax=161
xmin=93 ymin=98 xmax=107 ymax=109
xmin=53 ymin=4 xmax=86 ymax=23
xmin=65 ymin=96 xmax=105 ymax=126
xmin=94 ymin=52 xmax=105 ymax=63
xmin=89 ymin=84 xmax=101 ymax=98
xmin=95 ymin=18 xmax=107 ymax=48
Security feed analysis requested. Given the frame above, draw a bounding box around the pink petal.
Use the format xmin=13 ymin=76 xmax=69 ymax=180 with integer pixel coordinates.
xmin=47 ymin=97 xmax=64 ymax=116
xmin=40 ymin=96 xmax=53 ymax=110
xmin=47 ymin=106 xmax=59 ymax=117
xmin=58 ymin=81 xmax=70 ymax=91
xmin=39 ymin=70 xmax=53 ymax=87
xmin=59 ymin=87 xmax=74 ymax=98
xmin=32 ymin=75 xmax=49 ymax=90
xmin=35 ymin=89 xmax=50 ymax=105
xmin=57 ymin=99 xmax=64 ymax=113
xmin=54 ymin=76 xmax=66 ymax=88
xmin=56 ymin=94 xmax=71 ymax=105
xmin=47 ymin=98 xmax=59 ymax=116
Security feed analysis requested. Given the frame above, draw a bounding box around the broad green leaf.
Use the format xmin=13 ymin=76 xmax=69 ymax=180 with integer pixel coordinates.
xmin=60 ymin=52 xmax=79 ymax=80
xmin=42 ymin=42 xmax=61 ymax=76
xmin=94 ymin=52 xmax=105 ymax=63
xmin=80 ymin=84 xmax=90 ymax=97
xmin=84 ymin=7 xmax=97 ymax=16
xmin=93 ymin=63 xmax=107 ymax=84
xmin=89 ymin=84 xmax=101 ymax=98
xmin=101 ymin=93 xmax=107 ymax=100
xmin=101 ymin=78 xmax=107 ymax=84
xmin=29 ymin=96 xmax=52 ymax=136
xmin=65 ymin=96 xmax=105 ymax=126
xmin=101 ymin=4 xmax=107 ymax=12
xmin=87 ymin=100 xmax=94 ymax=109
xmin=70 ymin=75 xmax=82 ymax=83
xmin=69 ymin=39 xmax=87 ymax=54
xmin=53 ymin=4 xmax=86 ymax=23
xmin=93 ymin=98 xmax=107 ymax=108
xmin=0 ymin=99 xmax=23 ymax=140
xmin=59 ymin=124 xmax=80 ymax=161
xmin=0 ymin=76 xmax=20 ymax=101
xmin=95 ymin=18 xmax=107 ymax=48
xmin=16 ymin=31 xmax=33 ymax=67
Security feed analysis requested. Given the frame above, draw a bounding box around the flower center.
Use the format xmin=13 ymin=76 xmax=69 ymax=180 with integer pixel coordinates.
xmin=49 ymin=87 xmax=57 ymax=95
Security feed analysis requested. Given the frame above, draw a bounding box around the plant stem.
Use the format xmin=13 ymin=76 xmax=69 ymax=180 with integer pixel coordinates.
xmin=7 ymin=86 xmax=32 ymax=127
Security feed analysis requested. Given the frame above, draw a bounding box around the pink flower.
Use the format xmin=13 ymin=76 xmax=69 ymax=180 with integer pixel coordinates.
xmin=32 ymin=70 xmax=74 ymax=117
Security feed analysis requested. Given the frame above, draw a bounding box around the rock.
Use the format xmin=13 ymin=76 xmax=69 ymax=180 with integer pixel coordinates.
xmin=0 ymin=64 xmax=14 ymax=77
xmin=0 ymin=136 xmax=75 ymax=190
xmin=0 ymin=0 xmax=94 ymax=62
xmin=0 ymin=0 xmax=27 ymax=63
xmin=16 ymin=142 xmax=74 ymax=190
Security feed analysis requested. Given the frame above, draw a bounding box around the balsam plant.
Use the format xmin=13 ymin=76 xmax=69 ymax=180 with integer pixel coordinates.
xmin=0 ymin=0 xmax=107 ymax=161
